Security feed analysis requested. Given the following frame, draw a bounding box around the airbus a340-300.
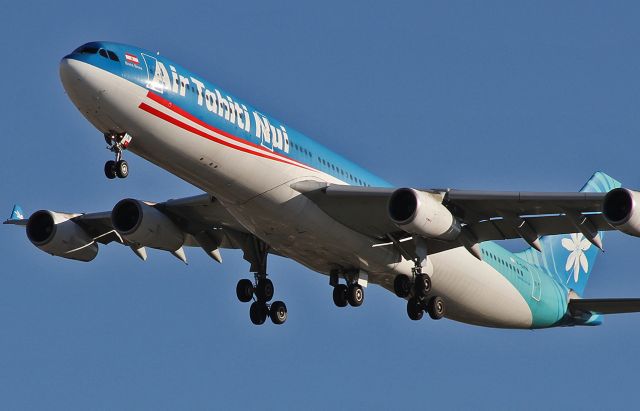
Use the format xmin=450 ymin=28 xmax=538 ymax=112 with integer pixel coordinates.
xmin=7 ymin=42 xmax=640 ymax=328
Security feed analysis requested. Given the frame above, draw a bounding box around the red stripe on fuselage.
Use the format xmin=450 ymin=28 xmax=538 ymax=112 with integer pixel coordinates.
xmin=143 ymin=91 xmax=313 ymax=171
xmin=138 ymin=97 xmax=315 ymax=171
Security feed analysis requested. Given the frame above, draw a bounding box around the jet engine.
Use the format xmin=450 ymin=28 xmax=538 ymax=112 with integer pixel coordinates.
xmin=111 ymin=199 xmax=184 ymax=251
xmin=25 ymin=210 xmax=98 ymax=261
xmin=388 ymin=188 xmax=461 ymax=240
xmin=602 ymin=188 xmax=640 ymax=237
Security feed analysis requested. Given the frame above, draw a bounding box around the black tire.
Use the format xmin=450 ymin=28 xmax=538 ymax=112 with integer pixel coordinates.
xmin=249 ymin=301 xmax=268 ymax=325
xmin=116 ymin=160 xmax=129 ymax=179
xmin=393 ymin=275 xmax=411 ymax=298
xmin=104 ymin=160 xmax=116 ymax=179
xmin=255 ymin=278 xmax=274 ymax=302
xmin=407 ymin=297 xmax=424 ymax=321
xmin=269 ymin=301 xmax=287 ymax=325
xmin=414 ymin=274 xmax=431 ymax=297
xmin=332 ymin=284 xmax=348 ymax=307
xmin=427 ymin=296 xmax=446 ymax=320
xmin=348 ymin=284 xmax=364 ymax=307
xmin=236 ymin=279 xmax=254 ymax=303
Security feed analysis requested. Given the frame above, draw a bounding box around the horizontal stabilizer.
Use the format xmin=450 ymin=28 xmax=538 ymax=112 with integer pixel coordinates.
xmin=3 ymin=204 xmax=27 ymax=226
xmin=569 ymin=298 xmax=640 ymax=315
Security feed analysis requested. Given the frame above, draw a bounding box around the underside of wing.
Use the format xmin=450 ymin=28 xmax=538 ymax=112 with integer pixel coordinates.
xmin=292 ymin=172 xmax=639 ymax=259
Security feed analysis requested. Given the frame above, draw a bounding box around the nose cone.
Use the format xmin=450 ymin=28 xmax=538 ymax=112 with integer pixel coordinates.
xmin=59 ymin=56 xmax=115 ymax=132
xmin=60 ymin=57 xmax=80 ymax=90
xmin=60 ymin=57 xmax=95 ymax=111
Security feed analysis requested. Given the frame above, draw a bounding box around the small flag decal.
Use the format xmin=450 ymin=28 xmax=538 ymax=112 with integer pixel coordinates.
xmin=125 ymin=53 xmax=140 ymax=65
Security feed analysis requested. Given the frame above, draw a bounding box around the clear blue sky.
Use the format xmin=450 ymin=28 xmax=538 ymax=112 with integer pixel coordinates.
xmin=1 ymin=1 xmax=640 ymax=409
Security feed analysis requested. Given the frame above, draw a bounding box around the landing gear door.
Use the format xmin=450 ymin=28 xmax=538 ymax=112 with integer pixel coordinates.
xmin=528 ymin=267 xmax=542 ymax=302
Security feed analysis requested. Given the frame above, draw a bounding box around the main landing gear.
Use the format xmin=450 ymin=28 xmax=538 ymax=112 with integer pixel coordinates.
xmin=330 ymin=270 xmax=365 ymax=308
xmin=104 ymin=132 xmax=132 ymax=179
xmin=234 ymin=236 xmax=287 ymax=325
xmin=394 ymin=264 xmax=446 ymax=321
xmin=236 ymin=277 xmax=287 ymax=325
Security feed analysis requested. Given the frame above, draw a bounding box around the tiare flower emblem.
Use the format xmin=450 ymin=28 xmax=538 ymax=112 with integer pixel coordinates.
xmin=561 ymin=233 xmax=592 ymax=284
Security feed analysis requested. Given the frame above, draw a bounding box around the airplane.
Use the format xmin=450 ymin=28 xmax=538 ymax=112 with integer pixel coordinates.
xmin=6 ymin=41 xmax=640 ymax=328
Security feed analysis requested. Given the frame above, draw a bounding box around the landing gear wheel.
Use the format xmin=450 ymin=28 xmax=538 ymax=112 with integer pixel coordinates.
xmin=414 ymin=273 xmax=431 ymax=297
xmin=332 ymin=284 xmax=348 ymax=307
xmin=348 ymin=284 xmax=364 ymax=307
xmin=249 ymin=301 xmax=268 ymax=325
xmin=255 ymin=278 xmax=274 ymax=302
xmin=104 ymin=160 xmax=116 ymax=179
xmin=236 ymin=279 xmax=254 ymax=303
xmin=394 ymin=275 xmax=411 ymax=298
xmin=269 ymin=301 xmax=287 ymax=325
xmin=407 ymin=297 xmax=424 ymax=321
xmin=427 ymin=296 xmax=445 ymax=320
xmin=115 ymin=160 xmax=129 ymax=179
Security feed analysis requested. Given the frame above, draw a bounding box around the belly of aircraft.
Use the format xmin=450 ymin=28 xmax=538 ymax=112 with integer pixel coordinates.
xmin=429 ymin=248 xmax=533 ymax=328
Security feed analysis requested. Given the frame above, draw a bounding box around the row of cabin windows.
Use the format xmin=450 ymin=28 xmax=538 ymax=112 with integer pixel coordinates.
xmin=317 ymin=156 xmax=370 ymax=186
xmin=291 ymin=142 xmax=312 ymax=158
xmin=76 ymin=46 xmax=120 ymax=62
xmin=481 ymin=249 xmax=525 ymax=276
xmin=289 ymin=141 xmax=370 ymax=186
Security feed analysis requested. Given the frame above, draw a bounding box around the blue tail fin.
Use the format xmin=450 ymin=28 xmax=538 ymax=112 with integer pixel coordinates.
xmin=515 ymin=172 xmax=621 ymax=296
xmin=10 ymin=205 xmax=25 ymax=221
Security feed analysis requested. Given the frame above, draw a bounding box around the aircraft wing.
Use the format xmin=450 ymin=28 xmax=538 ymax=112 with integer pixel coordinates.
xmin=292 ymin=181 xmax=619 ymax=256
xmin=4 ymin=194 xmax=250 ymax=261
xmin=569 ymin=298 xmax=640 ymax=315
xmin=72 ymin=194 xmax=249 ymax=245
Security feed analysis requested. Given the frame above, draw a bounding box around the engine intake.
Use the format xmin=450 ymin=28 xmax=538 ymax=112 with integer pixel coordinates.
xmin=603 ymin=188 xmax=640 ymax=237
xmin=111 ymin=199 xmax=184 ymax=251
xmin=26 ymin=210 xmax=98 ymax=261
xmin=388 ymin=188 xmax=461 ymax=240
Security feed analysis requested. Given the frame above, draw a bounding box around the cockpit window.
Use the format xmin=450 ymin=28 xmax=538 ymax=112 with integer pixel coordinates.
xmin=74 ymin=46 xmax=99 ymax=55
xmin=72 ymin=45 xmax=120 ymax=63
xmin=107 ymin=51 xmax=119 ymax=62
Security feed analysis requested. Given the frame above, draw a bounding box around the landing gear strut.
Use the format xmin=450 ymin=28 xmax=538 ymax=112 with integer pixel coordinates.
xmin=104 ymin=132 xmax=132 ymax=179
xmin=234 ymin=235 xmax=287 ymax=325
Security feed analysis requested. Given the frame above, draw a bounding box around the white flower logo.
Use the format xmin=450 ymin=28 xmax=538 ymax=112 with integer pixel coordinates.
xmin=561 ymin=233 xmax=592 ymax=284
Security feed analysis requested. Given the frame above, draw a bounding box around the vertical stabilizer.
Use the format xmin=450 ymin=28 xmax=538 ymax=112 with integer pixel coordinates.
xmin=515 ymin=172 xmax=621 ymax=296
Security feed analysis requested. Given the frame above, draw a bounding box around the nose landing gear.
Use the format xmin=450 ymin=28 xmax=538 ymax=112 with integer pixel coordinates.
xmin=104 ymin=132 xmax=132 ymax=179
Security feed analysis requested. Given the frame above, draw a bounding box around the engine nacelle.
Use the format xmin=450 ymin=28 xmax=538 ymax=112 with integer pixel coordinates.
xmin=25 ymin=210 xmax=98 ymax=261
xmin=388 ymin=188 xmax=461 ymax=240
xmin=603 ymin=188 xmax=640 ymax=237
xmin=111 ymin=199 xmax=184 ymax=251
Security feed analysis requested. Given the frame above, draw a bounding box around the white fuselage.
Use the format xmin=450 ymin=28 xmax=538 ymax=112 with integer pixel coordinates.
xmin=60 ymin=58 xmax=534 ymax=329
